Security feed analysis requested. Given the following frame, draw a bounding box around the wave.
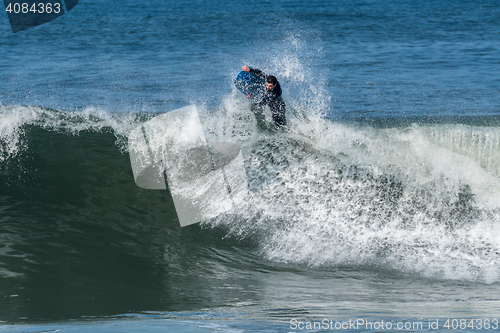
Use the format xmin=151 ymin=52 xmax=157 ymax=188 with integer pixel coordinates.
xmin=0 ymin=104 xmax=148 ymax=162
xmin=204 ymin=99 xmax=500 ymax=283
xmin=2 ymin=102 xmax=500 ymax=283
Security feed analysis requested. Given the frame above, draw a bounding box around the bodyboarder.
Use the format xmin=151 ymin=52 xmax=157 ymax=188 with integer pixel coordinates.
xmin=241 ymin=65 xmax=287 ymax=130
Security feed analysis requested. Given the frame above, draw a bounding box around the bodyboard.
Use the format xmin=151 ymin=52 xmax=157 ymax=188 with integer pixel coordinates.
xmin=234 ymin=70 xmax=265 ymax=98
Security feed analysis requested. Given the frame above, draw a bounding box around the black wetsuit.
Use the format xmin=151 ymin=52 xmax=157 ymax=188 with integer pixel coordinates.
xmin=249 ymin=68 xmax=287 ymax=128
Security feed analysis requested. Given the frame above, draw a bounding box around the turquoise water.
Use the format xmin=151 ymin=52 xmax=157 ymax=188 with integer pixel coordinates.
xmin=1 ymin=0 xmax=500 ymax=331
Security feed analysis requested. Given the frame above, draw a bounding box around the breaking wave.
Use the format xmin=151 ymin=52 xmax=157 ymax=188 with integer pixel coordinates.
xmin=2 ymin=101 xmax=500 ymax=283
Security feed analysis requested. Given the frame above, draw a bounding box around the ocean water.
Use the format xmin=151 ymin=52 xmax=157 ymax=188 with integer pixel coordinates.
xmin=1 ymin=0 xmax=500 ymax=332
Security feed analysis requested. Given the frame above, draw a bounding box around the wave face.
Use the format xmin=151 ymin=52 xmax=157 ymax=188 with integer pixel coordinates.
xmin=2 ymin=104 xmax=500 ymax=290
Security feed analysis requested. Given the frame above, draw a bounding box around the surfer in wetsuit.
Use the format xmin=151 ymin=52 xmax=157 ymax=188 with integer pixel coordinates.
xmin=242 ymin=65 xmax=287 ymax=129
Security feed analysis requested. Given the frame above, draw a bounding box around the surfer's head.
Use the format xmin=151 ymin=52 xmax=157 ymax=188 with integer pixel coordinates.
xmin=266 ymin=76 xmax=278 ymax=91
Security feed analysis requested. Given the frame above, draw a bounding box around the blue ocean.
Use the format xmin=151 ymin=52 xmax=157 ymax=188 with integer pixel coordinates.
xmin=2 ymin=0 xmax=500 ymax=332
